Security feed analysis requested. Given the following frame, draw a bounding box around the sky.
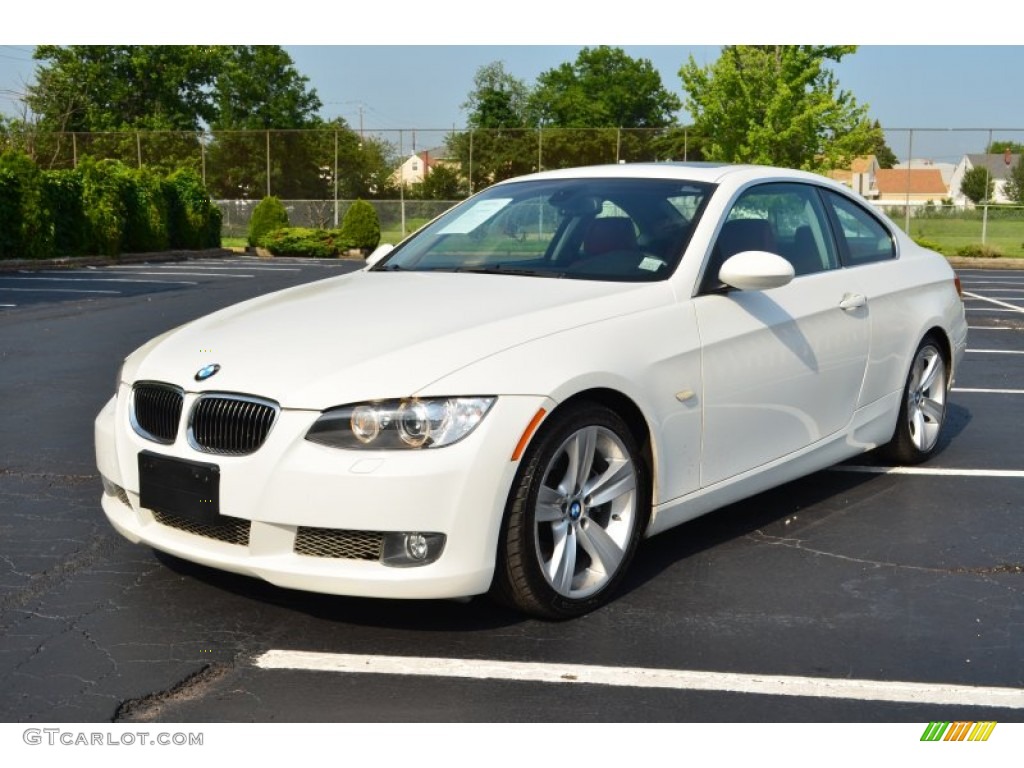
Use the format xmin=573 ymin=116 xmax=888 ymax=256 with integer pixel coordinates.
xmin=3 ymin=2 xmax=1024 ymax=164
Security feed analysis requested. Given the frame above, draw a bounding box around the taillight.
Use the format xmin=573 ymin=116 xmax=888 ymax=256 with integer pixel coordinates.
xmin=954 ymin=276 xmax=964 ymax=300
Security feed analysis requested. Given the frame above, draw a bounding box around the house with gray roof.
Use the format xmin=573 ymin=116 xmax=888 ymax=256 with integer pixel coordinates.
xmin=950 ymin=151 xmax=1022 ymax=204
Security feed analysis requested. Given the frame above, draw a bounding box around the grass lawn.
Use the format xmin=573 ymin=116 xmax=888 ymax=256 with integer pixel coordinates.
xmin=900 ymin=215 xmax=1024 ymax=258
xmin=223 ymin=212 xmax=1024 ymax=260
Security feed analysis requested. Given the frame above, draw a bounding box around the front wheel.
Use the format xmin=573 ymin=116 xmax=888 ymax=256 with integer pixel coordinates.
xmin=879 ymin=336 xmax=948 ymax=464
xmin=492 ymin=403 xmax=650 ymax=620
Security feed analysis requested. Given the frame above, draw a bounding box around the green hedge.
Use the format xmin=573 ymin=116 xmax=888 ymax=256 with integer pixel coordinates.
xmin=340 ymin=198 xmax=380 ymax=251
xmin=0 ymin=151 xmax=52 ymax=260
xmin=0 ymin=150 xmax=222 ymax=259
xmin=259 ymin=227 xmax=347 ymax=258
xmin=42 ymin=170 xmax=89 ymax=256
xmin=248 ymin=196 xmax=289 ymax=247
xmin=165 ymin=169 xmax=222 ymax=249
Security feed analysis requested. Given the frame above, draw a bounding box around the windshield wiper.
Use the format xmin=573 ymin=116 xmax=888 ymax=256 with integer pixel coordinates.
xmin=442 ymin=265 xmax=566 ymax=278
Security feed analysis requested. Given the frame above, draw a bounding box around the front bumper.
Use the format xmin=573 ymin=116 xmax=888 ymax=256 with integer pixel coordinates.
xmin=95 ymin=390 xmax=549 ymax=599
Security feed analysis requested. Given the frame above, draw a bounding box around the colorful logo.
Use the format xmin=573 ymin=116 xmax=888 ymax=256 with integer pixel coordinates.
xmin=921 ymin=722 xmax=997 ymax=742
xmin=195 ymin=363 xmax=221 ymax=382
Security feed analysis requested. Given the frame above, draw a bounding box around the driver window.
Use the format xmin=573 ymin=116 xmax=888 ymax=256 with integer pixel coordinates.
xmin=704 ymin=183 xmax=838 ymax=291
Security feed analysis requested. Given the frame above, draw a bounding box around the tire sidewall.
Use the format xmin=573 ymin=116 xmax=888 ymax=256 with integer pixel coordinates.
xmin=885 ymin=335 xmax=948 ymax=464
xmin=496 ymin=403 xmax=651 ymax=619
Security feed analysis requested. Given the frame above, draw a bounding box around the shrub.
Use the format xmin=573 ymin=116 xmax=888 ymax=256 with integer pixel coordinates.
xmin=340 ymin=198 xmax=380 ymax=252
xmin=259 ymin=227 xmax=344 ymax=258
xmin=956 ymin=243 xmax=1004 ymax=258
xmin=121 ymin=166 xmax=169 ymax=253
xmin=0 ymin=150 xmax=53 ymax=260
xmin=248 ymin=196 xmax=289 ymax=247
xmin=165 ymin=169 xmax=222 ymax=249
xmin=42 ymin=169 xmax=89 ymax=256
xmin=77 ymin=157 xmax=129 ymax=255
xmin=912 ymin=236 xmax=944 ymax=253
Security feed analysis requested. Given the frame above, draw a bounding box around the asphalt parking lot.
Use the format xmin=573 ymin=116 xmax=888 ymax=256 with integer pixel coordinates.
xmin=0 ymin=256 xmax=1021 ymax=723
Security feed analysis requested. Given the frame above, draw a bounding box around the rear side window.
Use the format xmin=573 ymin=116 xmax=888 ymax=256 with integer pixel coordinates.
xmin=824 ymin=191 xmax=896 ymax=266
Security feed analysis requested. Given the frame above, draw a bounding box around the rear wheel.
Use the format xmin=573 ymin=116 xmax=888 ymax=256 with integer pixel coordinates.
xmin=493 ymin=403 xmax=650 ymax=620
xmin=879 ymin=336 xmax=948 ymax=464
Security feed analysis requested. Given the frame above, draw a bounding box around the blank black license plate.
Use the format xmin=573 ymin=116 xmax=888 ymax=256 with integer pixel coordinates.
xmin=138 ymin=451 xmax=221 ymax=524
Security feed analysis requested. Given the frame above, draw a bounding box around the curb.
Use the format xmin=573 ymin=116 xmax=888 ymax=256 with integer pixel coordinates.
xmin=0 ymin=247 xmax=366 ymax=273
xmin=0 ymin=248 xmax=236 ymax=273
xmin=946 ymin=257 xmax=1024 ymax=270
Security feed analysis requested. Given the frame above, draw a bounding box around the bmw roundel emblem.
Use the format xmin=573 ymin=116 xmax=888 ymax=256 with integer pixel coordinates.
xmin=195 ymin=363 xmax=221 ymax=381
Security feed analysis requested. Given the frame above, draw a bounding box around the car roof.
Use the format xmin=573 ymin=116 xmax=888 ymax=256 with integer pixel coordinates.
xmin=494 ymin=162 xmax=834 ymax=187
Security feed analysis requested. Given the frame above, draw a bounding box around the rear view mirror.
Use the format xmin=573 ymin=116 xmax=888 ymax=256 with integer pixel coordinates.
xmin=719 ymin=251 xmax=795 ymax=291
xmin=365 ymin=243 xmax=394 ymax=268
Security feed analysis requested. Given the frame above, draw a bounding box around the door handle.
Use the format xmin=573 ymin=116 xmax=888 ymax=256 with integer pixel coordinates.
xmin=839 ymin=293 xmax=867 ymax=310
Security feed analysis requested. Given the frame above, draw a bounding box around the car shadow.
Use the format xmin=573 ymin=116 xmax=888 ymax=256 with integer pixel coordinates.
xmin=153 ymin=550 xmax=523 ymax=631
xmin=153 ymin=405 xmax=971 ymax=630
xmin=618 ymin=401 xmax=972 ymax=599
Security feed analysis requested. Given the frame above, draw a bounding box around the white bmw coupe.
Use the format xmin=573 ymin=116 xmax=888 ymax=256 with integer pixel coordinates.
xmin=95 ymin=163 xmax=967 ymax=618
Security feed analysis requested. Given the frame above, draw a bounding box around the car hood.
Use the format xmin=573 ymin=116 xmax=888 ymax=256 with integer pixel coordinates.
xmin=126 ymin=270 xmax=672 ymax=409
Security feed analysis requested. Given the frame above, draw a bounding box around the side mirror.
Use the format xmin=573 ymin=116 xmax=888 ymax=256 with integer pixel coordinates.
xmin=365 ymin=243 xmax=394 ymax=268
xmin=719 ymin=251 xmax=795 ymax=291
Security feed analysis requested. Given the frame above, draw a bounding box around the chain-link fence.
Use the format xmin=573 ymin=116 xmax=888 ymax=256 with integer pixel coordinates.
xmin=5 ymin=125 xmax=1024 ymax=254
xmin=217 ymin=198 xmax=458 ymax=240
xmin=2 ymin=126 xmax=698 ymax=199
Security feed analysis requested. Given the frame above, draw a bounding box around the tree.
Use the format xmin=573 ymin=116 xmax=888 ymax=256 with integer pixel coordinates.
xmin=210 ymin=46 xmax=321 ymax=130
xmin=462 ymin=61 xmax=532 ymax=131
xmin=26 ymin=45 xmax=321 ymax=132
xmin=1002 ymin=157 xmax=1024 ymax=204
xmin=987 ymin=141 xmax=1024 ymax=154
xmin=530 ymin=47 xmax=681 ymax=129
xmin=869 ymin=120 xmax=898 ymax=168
xmin=447 ymin=62 xmax=537 ymax=187
xmin=960 ymin=165 xmax=994 ymax=204
xmin=248 ymin=195 xmax=289 ymax=247
xmin=413 ymin=163 xmax=463 ymax=201
xmin=526 ymin=47 xmax=681 ymax=168
xmin=649 ymin=126 xmax=708 ymax=162
xmin=340 ymin=199 xmax=380 ymax=251
xmin=679 ymin=46 xmax=879 ymax=172
xmin=27 ymin=46 xmax=224 ymax=132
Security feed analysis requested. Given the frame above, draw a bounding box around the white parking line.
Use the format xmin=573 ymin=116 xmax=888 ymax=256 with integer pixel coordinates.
xmin=833 ymin=465 xmax=1024 ymax=478
xmin=965 ymin=296 xmax=1024 ymax=302
xmin=966 ymin=348 xmax=1024 ymax=354
xmin=968 ymin=326 xmax=1017 ymax=330
xmin=0 ymin=287 xmax=121 ymax=294
xmin=954 ymin=387 xmax=1024 ymax=394
xmin=125 ymin=271 xmax=254 ymax=279
xmin=155 ymin=265 xmax=302 ymax=272
xmin=963 ymin=291 xmax=1024 ymax=313
xmin=1 ymin=276 xmax=197 ymax=285
xmin=965 ymin=308 xmax=1024 ymax=313
xmin=254 ymin=650 xmax=1024 ymax=709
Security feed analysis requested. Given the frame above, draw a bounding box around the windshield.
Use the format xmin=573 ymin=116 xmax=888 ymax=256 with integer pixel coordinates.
xmin=374 ymin=177 xmax=715 ymax=281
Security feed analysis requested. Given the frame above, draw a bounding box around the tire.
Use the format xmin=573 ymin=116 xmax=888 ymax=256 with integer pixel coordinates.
xmin=492 ymin=403 xmax=651 ymax=619
xmin=879 ymin=335 xmax=949 ymax=464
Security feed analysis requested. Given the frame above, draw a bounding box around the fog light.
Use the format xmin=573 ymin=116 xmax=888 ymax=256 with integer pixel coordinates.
xmin=381 ymin=532 xmax=446 ymax=567
xmin=407 ymin=534 xmax=429 ymax=560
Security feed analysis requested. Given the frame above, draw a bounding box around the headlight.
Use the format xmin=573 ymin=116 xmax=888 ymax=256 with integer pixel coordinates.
xmin=305 ymin=397 xmax=496 ymax=450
